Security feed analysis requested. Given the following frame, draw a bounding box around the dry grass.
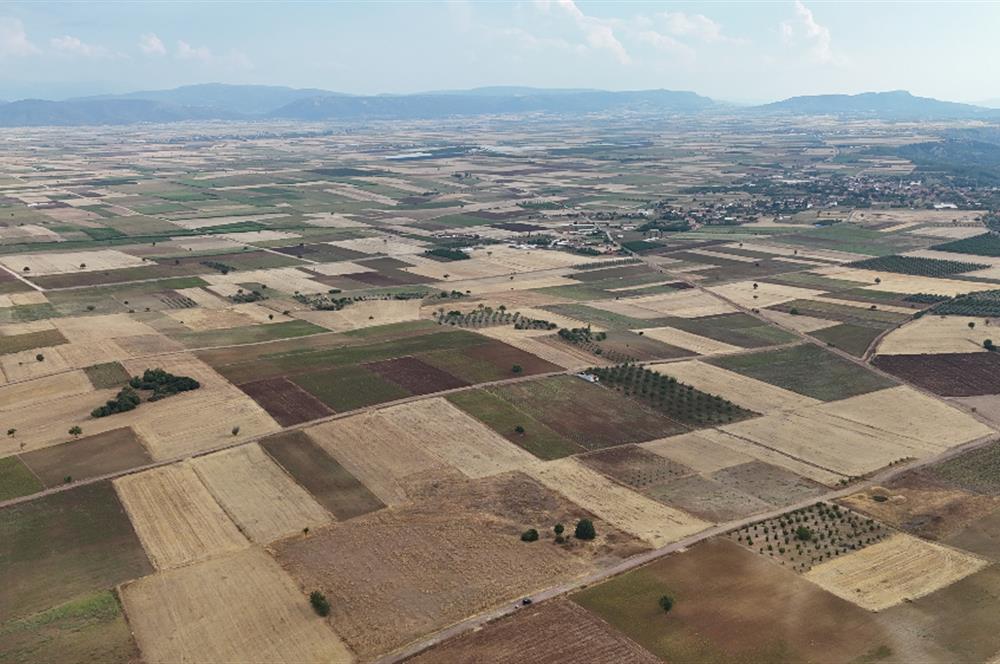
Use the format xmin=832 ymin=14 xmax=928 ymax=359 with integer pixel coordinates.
xmin=114 ymin=463 xmax=248 ymax=570
xmin=637 ymin=326 xmax=740 ymax=354
xmin=646 ymin=359 xmax=820 ymax=414
xmin=192 ymin=444 xmax=333 ymax=544
xmin=121 ymin=547 xmax=353 ymax=663
xmin=709 ymin=281 xmax=827 ymax=309
xmin=0 ymin=249 xmax=145 ymax=276
xmin=804 ymin=533 xmax=988 ymax=610
xmin=877 ymin=316 xmax=998 ymax=355
xmin=295 ymin=299 xmax=422 ymax=333
xmin=526 ymin=458 xmax=709 ymax=546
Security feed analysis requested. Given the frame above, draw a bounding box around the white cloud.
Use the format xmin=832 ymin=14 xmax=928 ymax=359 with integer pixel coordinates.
xmin=0 ymin=17 xmax=38 ymax=57
xmin=658 ymin=12 xmax=726 ymax=43
xmin=781 ymin=0 xmax=841 ymax=64
xmin=50 ymin=35 xmax=114 ymax=58
xmin=176 ymin=39 xmax=212 ymax=61
xmin=637 ymin=30 xmax=694 ymax=60
xmin=543 ymin=0 xmax=630 ymax=65
xmin=138 ymin=32 xmax=166 ymax=56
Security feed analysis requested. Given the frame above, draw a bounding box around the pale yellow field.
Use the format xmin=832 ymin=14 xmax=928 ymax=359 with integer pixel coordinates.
xmin=759 ymin=308 xmax=838 ymax=333
xmin=817 ymin=386 xmax=993 ymax=449
xmin=121 ymin=548 xmax=353 ymax=664
xmin=192 ymin=444 xmax=333 ymax=544
xmin=526 ymin=458 xmax=709 ymax=545
xmin=848 ymin=209 xmax=985 ymax=225
xmin=377 ymin=398 xmax=537 ymax=477
xmin=306 ymin=415 xmax=455 ymax=507
xmin=0 ymin=249 xmax=145 ymax=276
xmin=0 ymin=290 xmax=48 ymax=307
xmin=295 ymin=299 xmax=421 ymax=333
xmin=876 ymin=315 xmax=997 ymax=354
xmin=708 ymin=281 xmax=826 ymax=309
xmin=804 ymin=534 xmax=988 ymax=611
xmin=165 ymin=304 xmax=280 ymax=331
xmin=430 ymin=271 xmax=579 ymax=296
xmin=646 ymin=359 xmax=820 ymax=413
xmin=204 ymin=267 xmax=330 ymax=295
xmin=638 ymin=327 xmax=741 ymax=354
xmin=721 ymin=405 xmax=956 ymax=479
xmin=52 ymin=313 xmax=159 ymax=343
xmin=329 ymin=236 xmax=427 ymax=255
xmin=114 ymin=463 xmax=249 ymax=570
xmin=0 ymin=345 xmax=74 ymax=383
xmin=474 ymin=326 xmax=606 ymax=370
xmin=816 ymin=266 xmax=997 ymax=296
xmin=641 ymin=431 xmax=754 ymax=474
xmin=307 ymin=261 xmax=374 ymax=276
xmin=0 ymin=369 xmax=93 ymax=413
xmin=591 ymin=289 xmax=736 ymax=319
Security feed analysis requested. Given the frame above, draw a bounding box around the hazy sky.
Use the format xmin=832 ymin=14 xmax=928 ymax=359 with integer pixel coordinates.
xmin=2 ymin=1 xmax=999 ymax=103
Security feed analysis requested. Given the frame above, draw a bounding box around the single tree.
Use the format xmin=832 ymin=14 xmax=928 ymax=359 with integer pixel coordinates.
xmin=575 ymin=518 xmax=596 ymax=540
xmin=35 ymin=353 xmax=44 ymax=362
xmin=521 ymin=528 xmax=539 ymax=542
xmin=969 ymin=321 xmax=977 ymax=330
xmin=309 ymin=591 xmax=331 ymax=617
xmin=511 ymin=364 xmax=523 ymax=374
xmin=795 ymin=526 xmax=813 ymax=541
xmin=659 ymin=595 xmax=674 ymax=613
xmin=6 ymin=428 xmax=15 ymax=437
xmin=69 ymin=425 xmax=82 ymax=438
xmin=514 ymin=425 xmax=525 ymax=434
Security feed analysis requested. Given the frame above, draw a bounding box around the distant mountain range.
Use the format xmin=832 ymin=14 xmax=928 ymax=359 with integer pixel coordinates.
xmin=0 ymin=84 xmax=996 ymax=127
xmin=760 ymin=90 xmax=996 ymax=120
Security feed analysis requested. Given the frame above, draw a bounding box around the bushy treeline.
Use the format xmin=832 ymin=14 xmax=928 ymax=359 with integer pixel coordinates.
xmin=92 ymin=368 xmax=200 ymax=417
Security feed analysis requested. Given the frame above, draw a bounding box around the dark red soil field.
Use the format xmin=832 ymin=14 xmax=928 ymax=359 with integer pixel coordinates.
xmin=239 ymin=376 xmax=333 ymax=425
xmin=464 ymin=339 xmax=563 ymax=375
xmin=364 ymin=355 xmax=469 ymax=395
xmin=872 ymin=352 xmax=1000 ymax=396
xmin=20 ymin=427 xmax=152 ymax=487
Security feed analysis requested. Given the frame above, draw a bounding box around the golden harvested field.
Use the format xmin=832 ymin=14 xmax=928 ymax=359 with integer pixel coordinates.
xmin=526 ymin=458 xmax=709 ymax=546
xmin=876 ymin=316 xmax=997 ymax=355
xmin=0 ymin=368 xmax=93 ymax=413
xmin=306 ymin=413 xmax=457 ymax=507
xmin=641 ymin=431 xmax=755 ymax=474
xmin=272 ymin=472 xmax=644 ymax=659
xmin=121 ymin=547 xmax=353 ymax=663
xmin=816 ymin=266 xmax=997 ymax=297
xmin=817 ymin=386 xmax=993 ymax=449
xmin=431 ymin=271 xmax=579 ymax=296
xmin=590 ymin=289 xmax=735 ymax=319
xmin=204 ymin=267 xmax=330 ymax=295
xmin=164 ymin=304 xmax=279 ymax=331
xmin=474 ymin=326 xmax=603 ymax=370
xmin=759 ymin=308 xmax=839 ymax=333
xmin=374 ymin=398 xmax=538 ymax=477
xmin=192 ymin=444 xmax=333 ymax=543
xmin=0 ymin=345 xmax=74 ymax=383
xmin=114 ymin=463 xmax=249 ymax=570
xmin=647 ymin=359 xmax=820 ymax=413
xmin=329 ymin=236 xmax=428 ymax=255
xmin=708 ymin=281 xmax=826 ymax=308
xmin=52 ymin=314 xmax=159 ymax=343
xmin=722 ymin=409 xmax=936 ymax=478
xmin=637 ymin=326 xmax=740 ymax=354
xmin=804 ymin=533 xmax=989 ymax=611
xmin=295 ymin=299 xmax=422 ymax=333
xmin=0 ymin=249 xmax=145 ymax=276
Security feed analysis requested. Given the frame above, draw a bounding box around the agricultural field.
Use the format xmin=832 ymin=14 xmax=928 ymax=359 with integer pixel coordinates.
xmin=4 ymin=116 xmax=1000 ymax=662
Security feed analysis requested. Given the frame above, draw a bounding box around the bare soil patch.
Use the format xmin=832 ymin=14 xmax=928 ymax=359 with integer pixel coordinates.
xmin=20 ymin=426 xmax=151 ymax=487
xmin=364 ymin=355 xmax=469 ymax=394
xmin=239 ymin=376 xmax=333 ymax=425
xmin=260 ymin=430 xmax=386 ymax=520
xmin=873 ymin=352 xmax=1000 ymax=396
xmin=406 ymin=599 xmax=659 ymax=664
xmin=273 ymin=472 xmax=645 ymax=659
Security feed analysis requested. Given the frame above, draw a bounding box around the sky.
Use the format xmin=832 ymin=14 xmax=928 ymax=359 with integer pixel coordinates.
xmin=2 ymin=1 xmax=999 ymax=104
